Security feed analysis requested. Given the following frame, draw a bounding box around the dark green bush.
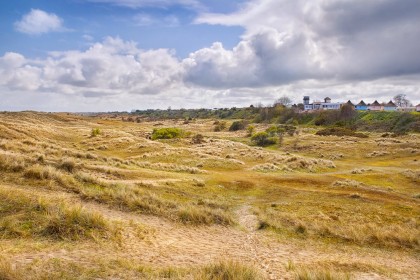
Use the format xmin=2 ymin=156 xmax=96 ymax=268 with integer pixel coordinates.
xmin=251 ymin=132 xmax=277 ymax=146
xmin=316 ymin=127 xmax=368 ymax=138
xmin=229 ymin=121 xmax=246 ymax=131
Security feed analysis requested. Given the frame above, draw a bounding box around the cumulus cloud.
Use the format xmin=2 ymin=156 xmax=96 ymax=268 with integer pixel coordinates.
xmin=193 ymin=0 xmax=420 ymax=86
xmin=14 ymin=9 xmax=64 ymax=35
xmin=0 ymin=37 xmax=183 ymax=97
xmin=0 ymin=53 xmax=42 ymax=90
xmin=2 ymin=0 xmax=420 ymax=111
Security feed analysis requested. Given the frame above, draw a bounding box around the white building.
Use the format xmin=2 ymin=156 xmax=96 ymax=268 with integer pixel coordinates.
xmin=303 ymin=96 xmax=341 ymax=111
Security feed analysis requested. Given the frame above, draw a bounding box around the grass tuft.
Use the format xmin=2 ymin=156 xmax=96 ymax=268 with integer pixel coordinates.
xmin=0 ymin=188 xmax=117 ymax=241
xmin=196 ymin=260 xmax=263 ymax=280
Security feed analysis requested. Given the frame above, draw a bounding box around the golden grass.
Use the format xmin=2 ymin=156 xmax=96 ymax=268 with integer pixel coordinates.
xmin=286 ymin=261 xmax=351 ymax=280
xmin=195 ymin=260 xmax=263 ymax=280
xmin=0 ymin=187 xmax=117 ymax=241
xmin=0 ymin=112 xmax=419 ymax=279
xmin=0 ymin=257 xmax=263 ymax=280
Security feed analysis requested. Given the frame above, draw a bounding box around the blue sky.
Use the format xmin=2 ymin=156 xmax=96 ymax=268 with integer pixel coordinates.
xmin=0 ymin=0 xmax=244 ymax=58
xmin=1 ymin=0 xmax=420 ymax=111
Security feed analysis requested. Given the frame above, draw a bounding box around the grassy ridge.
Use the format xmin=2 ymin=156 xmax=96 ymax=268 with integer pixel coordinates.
xmin=0 ymin=187 xmax=116 ymax=241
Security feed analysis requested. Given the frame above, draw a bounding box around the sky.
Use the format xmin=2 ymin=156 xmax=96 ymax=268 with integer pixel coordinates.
xmin=1 ymin=0 xmax=420 ymax=112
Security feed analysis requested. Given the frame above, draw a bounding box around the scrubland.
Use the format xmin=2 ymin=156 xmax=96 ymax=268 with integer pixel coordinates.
xmin=0 ymin=112 xmax=419 ymax=279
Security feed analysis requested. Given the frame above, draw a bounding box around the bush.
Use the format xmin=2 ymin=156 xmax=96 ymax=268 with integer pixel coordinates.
xmin=229 ymin=121 xmax=246 ymax=131
xmin=214 ymin=121 xmax=227 ymax=132
xmin=151 ymin=128 xmax=185 ymax=140
xmin=265 ymin=125 xmax=279 ymax=136
xmin=246 ymin=125 xmax=255 ymax=136
xmin=316 ymin=127 xmax=368 ymax=138
xmin=251 ymin=132 xmax=277 ymax=146
xmin=91 ymin=128 xmax=101 ymax=137
xmin=191 ymin=134 xmax=204 ymax=144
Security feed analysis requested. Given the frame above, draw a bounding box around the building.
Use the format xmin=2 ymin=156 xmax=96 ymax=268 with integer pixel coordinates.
xmin=383 ymin=101 xmax=397 ymax=111
xmin=303 ymin=96 xmax=312 ymax=111
xmin=302 ymin=96 xmax=416 ymax=112
xmin=303 ymin=96 xmax=340 ymax=111
xmin=368 ymin=100 xmax=382 ymax=111
xmin=355 ymin=100 xmax=368 ymax=111
xmin=397 ymin=106 xmax=416 ymax=112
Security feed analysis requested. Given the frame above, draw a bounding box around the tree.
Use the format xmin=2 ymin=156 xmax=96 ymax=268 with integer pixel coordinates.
xmin=274 ymin=96 xmax=293 ymax=107
xmin=340 ymin=103 xmax=357 ymax=121
xmin=393 ymin=94 xmax=412 ymax=107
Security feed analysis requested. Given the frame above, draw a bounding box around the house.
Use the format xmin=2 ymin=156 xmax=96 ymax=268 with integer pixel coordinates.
xmin=417 ymin=104 xmax=420 ymax=112
xmin=368 ymin=100 xmax=382 ymax=111
xmin=383 ymin=101 xmax=397 ymax=111
xmin=397 ymin=106 xmax=416 ymax=112
xmin=355 ymin=100 xmax=368 ymax=111
xmin=303 ymin=96 xmax=340 ymax=111
xmin=303 ymin=96 xmax=312 ymax=111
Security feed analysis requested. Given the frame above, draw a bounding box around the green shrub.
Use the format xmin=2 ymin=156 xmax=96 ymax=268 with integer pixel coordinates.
xmin=316 ymin=127 xmax=368 ymax=138
xmin=246 ymin=125 xmax=255 ymax=136
xmin=91 ymin=128 xmax=101 ymax=137
xmin=251 ymin=132 xmax=277 ymax=146
xmin=265 ymin=125 xmax=279 ymax=136
xmin=229 ymin=121 xmax=246 ymax=131
xmin=151 ymin=128 xmax=185 ymax=140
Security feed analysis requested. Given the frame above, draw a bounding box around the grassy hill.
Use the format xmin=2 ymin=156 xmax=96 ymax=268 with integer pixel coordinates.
xmin=0 ymin=112 xmax=419 ymax=279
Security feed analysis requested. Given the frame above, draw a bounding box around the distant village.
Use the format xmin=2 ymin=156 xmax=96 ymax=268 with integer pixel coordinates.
xmin=302 ymin=96 xmax=420 ymax=112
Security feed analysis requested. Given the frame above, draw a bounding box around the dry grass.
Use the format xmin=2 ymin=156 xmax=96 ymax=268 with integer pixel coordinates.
xmin=0 ymin=188 xmax=117 ymax=241
xmin=0 ymin=112 xmax=419 ymax=279
xmin=286 ymin=261 xmax=351 ymax=280
xmin=195 ymin=260 xmax=263 ymax=280
xmin=0 ymin=257 xmax=262 ymax=280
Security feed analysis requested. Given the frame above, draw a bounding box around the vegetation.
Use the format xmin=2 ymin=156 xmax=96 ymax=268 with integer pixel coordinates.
xmin=213 ymin=120 xmax=227 ymax=132
xmin=151 ymin=127 xmax=185 ymax=140
xmin=229 ymin=120 xmax=247 ymax=131
xmin=251 ymin=132 xmax=277 ymax=146
xmin=132 ymin=104 xmax=420 ymax=134
xmin=197 ymin=260 xmax=263 ymax=280
xmin=91 ymin=128 xmax=101 ymax=137
xmin=0 ymin=188 xmax=116 ymax=241
xmin=0 ymin=111 xmax=418 ymax=279
xmin=315 ymin=127 xmax=368 ymax=138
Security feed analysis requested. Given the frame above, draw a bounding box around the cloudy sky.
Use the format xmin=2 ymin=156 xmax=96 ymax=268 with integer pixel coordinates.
xmin=1 ymin=0 xmax=419 ymax=111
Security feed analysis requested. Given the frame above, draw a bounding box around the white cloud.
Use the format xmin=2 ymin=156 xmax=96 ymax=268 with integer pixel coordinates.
xmin=0 ymin=37 xmax=183 ymax=97
xmin=0 ymin=52 xmax=42 ymax=90
xmin=14 ymin=9 xmax=64 ymax=35
xmin=2 ymin=0 xmax=420 ymax=111
xmin=194 ymin=0 xmax=420 ymax=85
